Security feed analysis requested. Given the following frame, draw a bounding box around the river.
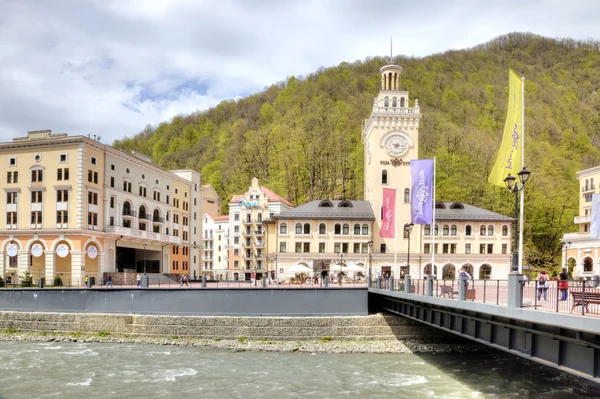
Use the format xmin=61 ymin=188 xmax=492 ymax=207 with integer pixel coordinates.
xmin=0 ymin=341 xmax=599 ymax=398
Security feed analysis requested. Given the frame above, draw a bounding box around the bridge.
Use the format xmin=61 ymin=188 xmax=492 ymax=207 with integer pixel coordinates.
xmin=368 ymin=274 xmax=600 ymax=384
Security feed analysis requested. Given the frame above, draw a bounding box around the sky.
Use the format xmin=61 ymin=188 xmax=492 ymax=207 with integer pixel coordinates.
xmin=0 ymin=0 xmax=599 ymax=144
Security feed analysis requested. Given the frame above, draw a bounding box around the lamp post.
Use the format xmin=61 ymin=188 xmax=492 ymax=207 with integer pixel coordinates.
xmin=503 ymin=167 xmax=531 ymax=273
xmin=404 ymin=223 xmax=414 ymax=276
xmin=562 ymin=241 xmax=572 ymax=276
xmin=367 ymin=240 xmax=373 ymax=279
xmin=143 ymin=243 xmax=147 ymax=275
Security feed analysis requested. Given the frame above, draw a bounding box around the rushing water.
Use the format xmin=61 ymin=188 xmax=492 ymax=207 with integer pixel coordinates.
xmin=0 ymin=341 xmax=599 ymax=398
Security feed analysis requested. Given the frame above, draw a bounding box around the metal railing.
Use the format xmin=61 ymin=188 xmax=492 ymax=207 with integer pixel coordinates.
xmin=522 ymin=279 xmax=600 ymax=316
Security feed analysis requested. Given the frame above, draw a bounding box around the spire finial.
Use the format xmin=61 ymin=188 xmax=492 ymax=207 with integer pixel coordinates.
xmin=390 ymin=36 xmax=393 ymax=63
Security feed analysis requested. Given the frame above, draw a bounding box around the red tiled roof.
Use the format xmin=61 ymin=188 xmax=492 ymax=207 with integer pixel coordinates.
xmin=214 ymin=215 xmax=229 ymax=221
xmin=230 ymin=194 xmax=245 ymax=203
xmin=260 ymin=186 xmax=294 ymax=207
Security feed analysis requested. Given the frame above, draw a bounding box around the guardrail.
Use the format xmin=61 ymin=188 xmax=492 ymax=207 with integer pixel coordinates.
xmin=522 ymin=279 xmax=600 ymax=316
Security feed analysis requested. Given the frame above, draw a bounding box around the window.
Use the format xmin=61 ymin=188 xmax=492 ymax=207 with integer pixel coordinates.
xmin=234 ymin=248 xmax=239 ymax=255
xmin=479 ymin=244 xmax=486 ymax=254
xmin=139 ymin=186 xmax=147 ymax=197
xmin=392 ymin=97 xmax=397 ymax=107
xmin=381 ymin=169 xmax=388 ymax=184
xmin=342 ymin=224 xmax=349 ymax=235
xmin=502 ymin=226 xmax=508 ymax=236
xmin=334 ymin=243 xmax=341 ymax=253
xmin=110 ymin=177 xmax=114 ymax=188
xmin=90 ymin=157 xmax=96 ymax=165
xmin=424 ymin=225 xmax=431 ymax=235
xmin=94 ymin=172 xmax=98 ymax=184
xmin=465 ymin=225 xmax=472 ymax=236
xmin=279 ymin=242 xmax=287 ymax=252
xmin=450 ymin=244 xmax=456 ymax=254
xmin=7 ymin=171 xmax=17 ymax=183
xmin=6 ymin=212 xmax=17 ymax=225
xmin=480 ymin=225 xmax=486 ymax=236
xmin=88 ymin=212 xmax=98 ymax=226
xmin=443 ymin=225 xmax=449 ymax=236
xmin=31 ymin=211 xmax=42 ymax=225
xmin=303 ymin=242 xmax=310 ymax=253
xmin=9 ymin=157 xmax=16 ymax=166
xmin=353 ymin=243 xmax=360 ymax=253
xmin=362 ymin=224 xmax=368 ymax=235
xmin=88 ymin=191 xmax=98 ymax=205
xmin=400 ymin=97 xmax=405 ymax=107
xmin=233 ymin=237 xmax=239 ymax=244
xmin=434 ymin=225 xmax=439 ymax=235
xmin=424 ymin=244 xmax=431 ymax=254
xmin=57 ymin=211 xmax=68 ymax=224
xmin=404 ymin=188 xmax=410 ymax=203
xmin=380 ymin=243 xmax=386 ymax=254
xmin=6 ymin=192 xmax=17 ymax=204
xmin=110 ymin=217 xmax=114 ymax=226
xmin=234 ymin=225 xmax=239 ymax=233
xmin=502 ymin=244 xmax=508 ymax=254
xmin=295 ymin=223 xmax=302 ymax=234
xmin=303 ymin=223 xmax=310 ymax=234
xmin=384 ymin=96 xmax=389 ymax=106
xmin=57 ymin=190 xmax=68 ymax=202
xmin=334 ymin=224 xmax=341 ymax=234
xmin=295 ymin=242 xmax=302 ymax=253
xmin=60 ymin=154 xmax=67 ymax=162
xmin=31 ymin=191 xmax=43 ymax=203
xmin=585 ymin=194 xmax=592 ymax=202
xmin=487 ymin=244 xmax=493 ymax=254
xmin=584 ymin=257 xmax=593 ymax=272
xmin=465 ymin=244 xmax=471 ymax=254
xmin=319 ymin=223 xmax=326 ymax=235
xmin=88 ymin=170 xmax=92 ymax=182
xmin=442 ymin=244 xmax=449 ymax=254
xmin=319 ymin=242 xmax=325 ymax=253
xmin=451 ymin=225 xmax=457 ymax=236
xmin=31 ymin=169 xmax=43 ymax=182
xmin=354 ymin=224 xmax=360 ymax=235
xmin=487 ymin=225 xmax=494 ymax=236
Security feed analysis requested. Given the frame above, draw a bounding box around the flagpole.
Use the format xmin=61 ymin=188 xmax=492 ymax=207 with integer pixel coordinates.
xmin=518 ymin=76 xmax=525 ymax=274
xmin=394 ymin=189 xmax=397 ymax=276
xmin=431 ymin=156 xmax=436 ymax=276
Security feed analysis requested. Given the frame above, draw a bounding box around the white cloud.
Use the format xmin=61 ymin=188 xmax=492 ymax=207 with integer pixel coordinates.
xmin=0 ymin=0 xmax=598 ymax=143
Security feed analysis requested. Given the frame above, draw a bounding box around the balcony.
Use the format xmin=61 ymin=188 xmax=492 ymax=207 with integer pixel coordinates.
xmin=243 ymin=219 xmax=254 ymax=225
xmin=574 ymin=215 xmax=591 ymax=224
xmin=138 ymin=213 xmax=150 ymax=221
xmin=122 ymin=210 xmax=137 ymax=219
xmin=242 ymin=241 xmax=252 ymax=248
xmin=152 ymin=216 xmax=164 ymax=224
xmin=254 ymin=230 xmax=265 ymax=236
xmin=582 ymin=185 xmax=595 ymax=193
xmin=106 ymin=225 xmax=180 ymax=244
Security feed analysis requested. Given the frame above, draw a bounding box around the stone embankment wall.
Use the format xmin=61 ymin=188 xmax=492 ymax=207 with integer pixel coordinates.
xmin=0 ymin=311 xmax=455 ymax=341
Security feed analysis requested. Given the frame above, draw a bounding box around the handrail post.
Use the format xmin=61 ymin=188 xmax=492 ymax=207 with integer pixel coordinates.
xmin=507 ymin=273 xmax=525 ymax=309
xmin=425 ymin=275 xmax=434 ymax=297
xmin=404 ymin=274 xmax=411 ymax=294
xmin=458 ymin=274 xmax=467 ymax=301
xmin=582 ymin=280 xmax=586 ymax=316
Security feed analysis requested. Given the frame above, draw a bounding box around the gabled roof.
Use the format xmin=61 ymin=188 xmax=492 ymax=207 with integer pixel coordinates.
xmin=214 ymin=215 xmax=229 ymax=221
xmin=434 ymin=202 xmax=514 ymax=222
xmin=229 ymin=186 xmax=294 ymax=207
xmin=272 ymin=200 xmax=375 ymax=221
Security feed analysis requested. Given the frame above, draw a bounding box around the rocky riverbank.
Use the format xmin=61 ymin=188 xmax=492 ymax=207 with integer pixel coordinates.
xmin=0 ymin=330 xmax=490 ymax=354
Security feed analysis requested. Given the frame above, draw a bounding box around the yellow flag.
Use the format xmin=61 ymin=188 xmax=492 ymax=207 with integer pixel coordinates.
xmin=488 ymin=69 xmax=523 ymax=187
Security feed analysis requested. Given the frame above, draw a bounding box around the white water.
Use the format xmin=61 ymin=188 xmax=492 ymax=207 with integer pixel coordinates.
xmin=0 ymin=341 xmax=598 ymax=398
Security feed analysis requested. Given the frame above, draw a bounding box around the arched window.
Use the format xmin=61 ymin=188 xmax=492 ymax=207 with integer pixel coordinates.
xmin=479 ymin=264 xmax=492 ymax=279
xmin=138 ymin=205 xmax=147 ymax=219
xmin=392 ymin=97 xmax=397 ymax=107
xmin=354 ymin=224 xmax=360 ymax=235
xmin=502 ymin=226 xmax=508 ymax=236
xmin=434 ymin=224 xmax=439 ymax=235
xmin=480 ymin=225 xmax=486 ymax=236
xmin=123 ymin=201 xmax=132 ymax=216
xmin=442 ymin=264 xmax=456 ymax=280
xmin=462 ymin=264 xmax=474 ymax=276
xmin=584 ymin=257 xmax=593 ymax=272
xmin=451 ymin=225 xmax=457 ymax=236
xmin=343 ymin=224 xmax=349 ymax=235
xmin=334 ymin=224 xmax=341 ymax=235
xmin=384 ymin=96 xmax=389 ymax=107
xmin=362 ymin=224 xmax=369 ymax=235
xmin=303 ymin=223 xmax=310 ymax=234
xmin=381 ymin=170 xmax=388 ymax=184
xmin=404 ymin=188 xmax=410 ymax=203
xmin=400 ymin=97 xmax=405 ymax=107
xmin=295 ymin=223 xmax=302 ymax=234
xmin=465 ymin=225 xmax=472 ymax=236
xmin=487 ymin=225 xmax=494 ymax=236
xmin=424 ymin=225 xmax=431 ymax=235
xmin=280 ymin=223 xmax=287 ymax=234
xmin=424 ymin=264 xmax=437 ymax=276
xmin=319 ymin=223 xmax=326 ymax=235
xmin=443 ymin=225 xmax=449 ymax=236
xmin=153 ymin=209 xmax=160 ymax=222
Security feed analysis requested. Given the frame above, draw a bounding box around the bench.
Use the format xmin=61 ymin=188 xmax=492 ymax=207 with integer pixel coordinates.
xmin=438 ymin=285 xmax=458 ymax=299
xmin=570 ymin=290 xmax=600 ymax=313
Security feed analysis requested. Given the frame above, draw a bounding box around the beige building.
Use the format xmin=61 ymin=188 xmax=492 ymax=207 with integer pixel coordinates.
xmin=201 ymin=184 xmax=221 ymax=218
xmin=1 ymin=130 xmax=200 ymax=286
xmin=561 ymin=167 xmax=600 ymax=277
xmin=201 ymin=213 xmax=229 ymax=279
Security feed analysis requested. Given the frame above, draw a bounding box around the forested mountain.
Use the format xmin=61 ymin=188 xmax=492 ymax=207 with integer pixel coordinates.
xmin=114 ymin=32 xmax=600 ymax=270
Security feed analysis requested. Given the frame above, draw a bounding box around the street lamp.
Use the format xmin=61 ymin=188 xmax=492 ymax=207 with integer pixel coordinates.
xmin=404 ymin=223 xmax=414 ymax=276
xmin=562 ymin=241 xmax=572 ymax=275
xmin=503 ymin=167 xmax=531 ymax=273
xmin=143 ymin=243 xmax=147 ymax=274
xmin=367 ymin=241 xmax=373 ymax=279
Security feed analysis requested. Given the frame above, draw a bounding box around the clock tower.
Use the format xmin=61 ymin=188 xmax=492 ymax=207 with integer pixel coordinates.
xmin=363 ymin=62 xmax=423 ymax=263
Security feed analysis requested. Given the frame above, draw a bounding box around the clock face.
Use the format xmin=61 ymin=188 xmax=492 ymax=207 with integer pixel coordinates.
xmin=366 ymin=142 xmax=372 ymax=164
xmin=385 ymin=134 xmax=408 ymax=157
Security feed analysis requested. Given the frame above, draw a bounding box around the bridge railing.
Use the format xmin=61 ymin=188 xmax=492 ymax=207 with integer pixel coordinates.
xmin=522 ymin=279 xmax=600 ymax=316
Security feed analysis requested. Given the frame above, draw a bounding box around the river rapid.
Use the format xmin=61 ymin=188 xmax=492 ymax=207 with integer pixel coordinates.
xmin=1 ymin=341 xmax=599 ymax=398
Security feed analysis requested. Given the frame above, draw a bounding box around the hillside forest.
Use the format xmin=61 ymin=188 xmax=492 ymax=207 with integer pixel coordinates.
xmin=113 ymin=33 xmax=600 ymax=273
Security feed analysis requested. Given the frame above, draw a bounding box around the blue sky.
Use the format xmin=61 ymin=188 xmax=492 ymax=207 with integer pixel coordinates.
xmin=0 ymin=0 xmax=598 ymax=144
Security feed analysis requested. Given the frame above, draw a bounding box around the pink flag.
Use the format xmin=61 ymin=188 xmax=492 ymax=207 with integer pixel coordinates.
xmin=380 ymin=188 xmax=396 ymax=238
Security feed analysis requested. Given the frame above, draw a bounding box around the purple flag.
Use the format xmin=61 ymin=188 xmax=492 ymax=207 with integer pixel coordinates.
xmin=410 ymin=159 xmax=434 ymax=224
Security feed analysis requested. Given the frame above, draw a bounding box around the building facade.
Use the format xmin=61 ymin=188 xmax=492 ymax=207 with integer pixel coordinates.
xmin=561 ymin=167 xmax=600 ymax=277
xmin=1 ymin=130 xmax=200 ymax=286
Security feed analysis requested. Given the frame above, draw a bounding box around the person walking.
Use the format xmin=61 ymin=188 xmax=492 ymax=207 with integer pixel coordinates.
xmin=106 ymin=274 xmax=112 ymax=288
xmin=537 ymin=270 xmax=549 ymax=301
xmin=558 ymin=267 xmax=569 ymax=301
xmin=136 ymin=273 xmax=141 ymax=287
xmin=181 ymin=274 xmax=189 ymax=287
xmin=84 ymin=275 xmax=88 ymax=287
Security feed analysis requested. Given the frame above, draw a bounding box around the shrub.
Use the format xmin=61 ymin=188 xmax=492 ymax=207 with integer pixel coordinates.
xmin=20 ymin=271 xmax=32 ymax=288
xmin=54 ymin=275 xmax=63 ymax=287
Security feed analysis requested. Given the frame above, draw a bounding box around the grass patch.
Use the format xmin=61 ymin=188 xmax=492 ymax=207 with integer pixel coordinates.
xmin=39 ymin=330 xmax=49 ymax=336
xmin=212 ymin=337 xmax=221 ymax=342
xmin=2 ymin=327 xmax=19 ymax=334
xmin=95 ymin=330 xmax=111 ymax=337
xmin=170 ymin=335 xmax=178 ymax=340
xmin=237 ymin=336 xmax=247 ymax=343
xmin=320 ymin=336 xmax=333 ymax=342
xmin=69 ymin=331 xmax=84 ymax=339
